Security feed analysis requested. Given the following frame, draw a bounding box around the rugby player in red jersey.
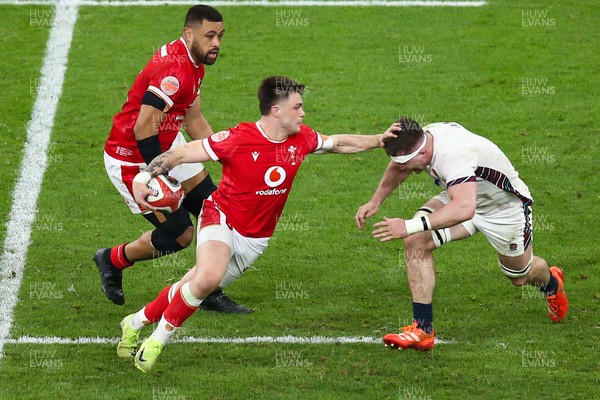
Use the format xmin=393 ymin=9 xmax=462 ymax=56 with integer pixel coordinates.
xmin=116 ymin=76 xmax=397 ymax=372
xmin=96 ymin=5 xmax=248 ymax=313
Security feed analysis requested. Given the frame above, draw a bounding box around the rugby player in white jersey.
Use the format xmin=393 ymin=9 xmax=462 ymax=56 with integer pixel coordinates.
xmin=355 ymin=117 xmax=569 ymax=351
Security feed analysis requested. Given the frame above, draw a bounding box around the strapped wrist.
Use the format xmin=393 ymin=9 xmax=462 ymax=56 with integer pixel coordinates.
xmin=405 ymin=215 xmax=432 ymax=235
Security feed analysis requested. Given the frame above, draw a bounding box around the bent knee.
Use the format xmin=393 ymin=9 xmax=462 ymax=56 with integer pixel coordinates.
xmin=176 ymin=226 xmax=195 ymax=248
xmin=190 ymin=271 xmax=222 ymax=294
xmin=499 ymin=256 xmax=533 ymax=286
xmin=404 ymin=231 xmax=435 ymax=251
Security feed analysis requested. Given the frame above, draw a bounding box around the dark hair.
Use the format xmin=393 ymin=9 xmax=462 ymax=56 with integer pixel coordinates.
xmin=184 ymin=5 xmax=223 ymax=27
xmin=383 ymin=116 xmax=425 ymax=156
xmin=257 ymin=76 xmax=305 ymax=116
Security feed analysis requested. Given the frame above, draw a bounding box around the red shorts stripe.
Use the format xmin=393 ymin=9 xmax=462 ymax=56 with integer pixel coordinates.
xmin=199 ymin=198 xmax=225 ymax=230
xmin=121 ymin=165 xmax=142 ymax=197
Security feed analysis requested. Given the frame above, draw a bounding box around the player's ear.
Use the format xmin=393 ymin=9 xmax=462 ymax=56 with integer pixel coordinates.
xmin=183 ymin=26 xmax=192 ymax=42
xmin=271 ymin=104 xmax=280 ymax=118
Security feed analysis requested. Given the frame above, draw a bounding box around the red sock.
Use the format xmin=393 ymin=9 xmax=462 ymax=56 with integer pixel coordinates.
xmin=163 ymin=288 xmax=198 ymax=327
xmin=144 ymin=285 xmax=172 ymax=323
xmin=110 ymin=243 xmax=133 ymax=270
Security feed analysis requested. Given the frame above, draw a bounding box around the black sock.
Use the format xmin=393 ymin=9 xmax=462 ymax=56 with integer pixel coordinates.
xmin=413 ymin=302 xmax=433 ymax=334
xmin=540 ymin=273 xmax=559 ymax=296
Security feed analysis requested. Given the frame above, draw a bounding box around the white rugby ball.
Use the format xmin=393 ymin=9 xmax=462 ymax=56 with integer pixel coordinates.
xmin=146 ymin=175 xmax=185 ymax=213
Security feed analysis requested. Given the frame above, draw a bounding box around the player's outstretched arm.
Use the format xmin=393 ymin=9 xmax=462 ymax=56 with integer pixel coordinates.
xmin=326 ymin=133 xmax=382 ymax=154
xmin=355 ymin=161 xmax=410 ymax=230
xmin=131 ymin=141 xmax=210 ymax=210
xmin=326 ymin=123 xmax=399 ymax=154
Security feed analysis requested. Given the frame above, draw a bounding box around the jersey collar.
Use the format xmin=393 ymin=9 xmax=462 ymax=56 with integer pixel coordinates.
xmin=256 ymin=121 xmax=287 ymax=143
xmin=179 ymin=37 xmax=200 ymax=68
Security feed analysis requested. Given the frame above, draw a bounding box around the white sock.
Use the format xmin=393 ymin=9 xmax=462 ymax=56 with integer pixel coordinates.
xmin=149 ymin=316 xmax=177 ymax=346
xmin=129 ymin=307 xmax=149 ymax=330
xmin=180 ymin=282 xmax=204 ymax=307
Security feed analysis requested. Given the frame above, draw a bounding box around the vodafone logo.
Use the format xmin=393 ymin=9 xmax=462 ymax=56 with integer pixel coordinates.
xmin=257 ymin=166 xmax=288 ymax=196
xmin=264 ymin=166 xmax=286 ymax=188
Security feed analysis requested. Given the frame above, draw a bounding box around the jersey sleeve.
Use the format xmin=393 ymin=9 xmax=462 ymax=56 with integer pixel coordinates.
xmin=146 ymin=65 xmax=186 ymax=112
xmin=202 ymin=129 xmax=236 ymax=162
xmin=300 ymin=126 xmax=324 ymax=154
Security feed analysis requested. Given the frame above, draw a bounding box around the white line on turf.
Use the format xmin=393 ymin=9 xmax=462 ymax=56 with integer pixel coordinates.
xmin=0 ymin=0 xmax=465 ymax=359
xmin=6 ymin=335 xmax=452 ymax=345
xmin=0 ymin=0 xmax=486 ymax=7
xmin=0 ymin=0 xmax=79 ymax=360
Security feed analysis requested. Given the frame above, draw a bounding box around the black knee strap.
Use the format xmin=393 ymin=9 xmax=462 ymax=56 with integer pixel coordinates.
xmin=183 ymin=173 xmax=217 ymax=217
xmin=143 ymin=208 xmax=193 ymax=254
xmin=150 ymin=229 xmax=185 ymax=254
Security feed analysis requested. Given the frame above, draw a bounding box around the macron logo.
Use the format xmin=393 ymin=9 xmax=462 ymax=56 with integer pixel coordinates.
xmin=251 ymin=151 xmax=260 ymax=161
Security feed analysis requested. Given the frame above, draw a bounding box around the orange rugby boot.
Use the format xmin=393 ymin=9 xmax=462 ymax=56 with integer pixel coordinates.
xmin=546 ymin=266 xmax=569 ymax=323
xmin=383 ymin=321 xmax=435 ymax=351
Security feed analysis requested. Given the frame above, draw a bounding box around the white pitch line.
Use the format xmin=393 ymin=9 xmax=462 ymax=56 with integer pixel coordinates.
xmin=6 ymin=335 xmax=453 ymax=345
xmin=0 ymin=0 xmax=79 ymax=360
xmin=0 ymin=0 xmax=486 ymax=6
xmin=0 ymin=0 xmax=466 ymax=359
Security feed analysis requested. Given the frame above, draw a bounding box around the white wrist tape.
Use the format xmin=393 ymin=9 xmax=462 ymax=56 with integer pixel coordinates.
xmin=321 ymin=136 xmax=334 ymax=151
xmin=132 ymin=171 xmax=152 ymax=185
xmin=405 ymin=215 xmax=432 ymax=235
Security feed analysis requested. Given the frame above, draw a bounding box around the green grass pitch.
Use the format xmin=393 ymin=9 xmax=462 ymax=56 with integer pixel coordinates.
xmin=0 ymin=1 xmax=599 ymax=399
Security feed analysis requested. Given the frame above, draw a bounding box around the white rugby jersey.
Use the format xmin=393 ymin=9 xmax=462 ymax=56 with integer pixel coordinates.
xmin=424 ymin=122 xmax=533 ymax=213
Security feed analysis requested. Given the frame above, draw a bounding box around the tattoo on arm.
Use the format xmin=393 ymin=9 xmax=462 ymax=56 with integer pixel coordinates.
xmin=144 ymin=150 xmax=176 ymax=177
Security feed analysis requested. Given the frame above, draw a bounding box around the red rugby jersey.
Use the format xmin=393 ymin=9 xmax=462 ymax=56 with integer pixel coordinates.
xmin=105 ymin=38 xmax=204 ymax=162
xmin=202 ymin=122 xmax=325 ymax=237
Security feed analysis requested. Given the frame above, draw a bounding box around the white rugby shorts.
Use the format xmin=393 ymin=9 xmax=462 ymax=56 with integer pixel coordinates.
xmin=433 ymin=191 xmax=532 ymax=257
xmin=197 ymin=196 xmax=270 ymax=288
xmin=103 ymin=132 xmax=204 ymax=214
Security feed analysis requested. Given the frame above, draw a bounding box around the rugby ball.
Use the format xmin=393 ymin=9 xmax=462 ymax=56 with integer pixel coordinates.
xmin=146 ymin=175 xmax=185 ymax=213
